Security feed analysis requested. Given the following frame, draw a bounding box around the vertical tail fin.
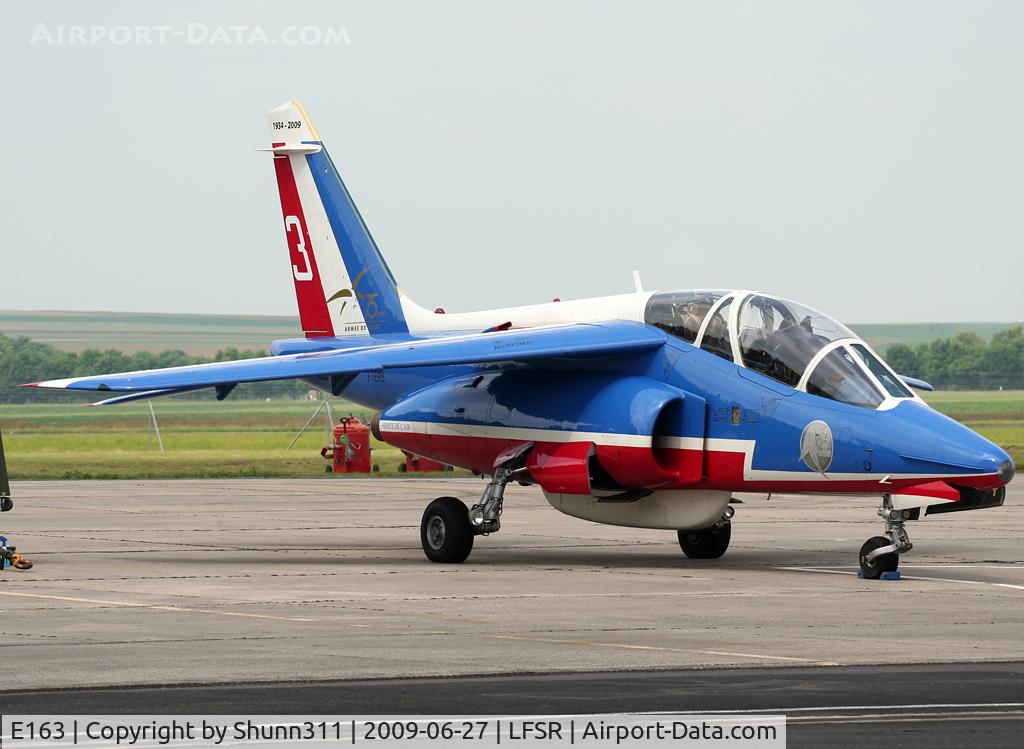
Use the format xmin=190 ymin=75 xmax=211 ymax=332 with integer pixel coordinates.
xmin=268 ymin=100 xmax=409 ymax=336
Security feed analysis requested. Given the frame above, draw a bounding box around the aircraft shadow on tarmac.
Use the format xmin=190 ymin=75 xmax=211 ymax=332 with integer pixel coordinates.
xmin=118 ymin=544 xmax=856 ymax=571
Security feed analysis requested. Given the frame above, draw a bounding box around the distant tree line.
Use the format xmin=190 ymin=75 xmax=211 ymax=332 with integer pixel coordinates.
xmin=4 ymin=325 xmax=1024 ymax=401
xmin=0 ymin=334 xmax=310 ymax=403
xmin=884 ymin=325 xmax=1024 ymax=390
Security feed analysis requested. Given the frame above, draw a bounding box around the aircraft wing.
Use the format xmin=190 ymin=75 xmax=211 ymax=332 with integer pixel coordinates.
xmin=23 ymin=321 xmax=665 ymax=401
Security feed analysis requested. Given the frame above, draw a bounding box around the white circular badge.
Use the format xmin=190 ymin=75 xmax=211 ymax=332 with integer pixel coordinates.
xmin=799 ymin=420 xmax=834 ymax=473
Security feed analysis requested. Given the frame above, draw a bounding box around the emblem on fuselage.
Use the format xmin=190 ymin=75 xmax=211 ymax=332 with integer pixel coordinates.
xmin=799 ymin=420 xmax=834 ymax=473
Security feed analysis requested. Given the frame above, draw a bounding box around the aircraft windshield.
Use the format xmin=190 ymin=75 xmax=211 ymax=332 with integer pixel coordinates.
xmin=738 ymin=295 xmax=855 ymax=387
xmin=644 ymin=290 xmax=726 ymax=343
xmin=851 ymin=343 xmax=914 ymax=398
xmin=806 ymin=347 xmax=884 ymax=409
xmin=701 ymin=297 xmax=734 ymax=362
xmin=646 ymin=289 xmax=910 ymax=409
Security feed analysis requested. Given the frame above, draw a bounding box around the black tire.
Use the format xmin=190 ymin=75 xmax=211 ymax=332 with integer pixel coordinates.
xmin=398 ymin=463 xmax=407 ymax=473
xmin=420 ymin=497 xmax=474 ymax=563
xmin=678 ymin=523 xmax=731 ymax=559
xmin=859 ymin=536 xmax=899 ymax=579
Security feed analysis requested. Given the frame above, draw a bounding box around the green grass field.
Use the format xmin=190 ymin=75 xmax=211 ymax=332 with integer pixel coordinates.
xmin=0 ymin=310 xmax=299 ymax=355
xmin=0 ymin=399 xmax=425 ymax=480
xmin=921 ymin=390 xmax=1023 ymax=465
xmin=920 ymin=389 xmax=1024 ymax=419
xmin=1 ymin=392 xmax=1019 ymax=480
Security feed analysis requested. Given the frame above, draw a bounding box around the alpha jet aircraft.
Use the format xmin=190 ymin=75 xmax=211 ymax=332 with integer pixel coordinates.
xmin=26 ymin=101 xmax=1015 ymax=577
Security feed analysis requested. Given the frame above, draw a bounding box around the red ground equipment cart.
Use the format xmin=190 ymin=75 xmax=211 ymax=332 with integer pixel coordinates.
xmin=398 ymin=450 xmax=451 ymax=473
xmin=321 ymin=417 xmax=377 ymax=474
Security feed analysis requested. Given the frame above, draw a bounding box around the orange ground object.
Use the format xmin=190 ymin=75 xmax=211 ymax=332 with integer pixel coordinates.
xmin=399 ymin=450 xmax=450 ymax=473
xmin=321 ymin=417 xmax=376 ymax=474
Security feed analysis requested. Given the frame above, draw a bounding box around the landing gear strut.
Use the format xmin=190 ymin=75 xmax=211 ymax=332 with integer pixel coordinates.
xmin=467 ymin=463 xmax=519 ymax=535
xmin=859 ymin=494 xmax=914 ymax=579
xmin=419 ymin=443 xmax=532 ymax=563
xmin=678 ymin=505 xmax=735 ymax=559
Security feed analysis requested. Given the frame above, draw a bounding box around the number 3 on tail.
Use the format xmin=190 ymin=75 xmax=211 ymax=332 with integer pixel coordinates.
xmin=285 ymin=216 xmax=314 ymax=281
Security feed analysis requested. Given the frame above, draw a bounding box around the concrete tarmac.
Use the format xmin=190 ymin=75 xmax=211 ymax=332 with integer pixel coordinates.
xmin=0 ymin=479 xmax=1021 ymax=691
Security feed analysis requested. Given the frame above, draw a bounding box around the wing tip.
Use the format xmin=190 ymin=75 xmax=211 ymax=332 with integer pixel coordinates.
xmin=23 ymin=377 xmax=82 ymax=390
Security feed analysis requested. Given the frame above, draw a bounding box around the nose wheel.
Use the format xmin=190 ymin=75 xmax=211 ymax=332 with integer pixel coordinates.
xmin=859 ymin=536 xmax=900 ymax=578
xmin=858 ymin=494 xmax=914 ymax=579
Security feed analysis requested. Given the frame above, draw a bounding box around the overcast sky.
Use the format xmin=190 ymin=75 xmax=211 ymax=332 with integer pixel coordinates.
xmin=2 ymin=1 xmax=1022 ymax=324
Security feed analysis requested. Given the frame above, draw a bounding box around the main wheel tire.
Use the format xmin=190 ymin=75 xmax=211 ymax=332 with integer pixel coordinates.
xmin=678 ymin=523 xmax=731 ymax=559
xmin=420 ymin=497 xmax=474 ymax=563
xmin=859 ymin=536 xmax=899 ymax=579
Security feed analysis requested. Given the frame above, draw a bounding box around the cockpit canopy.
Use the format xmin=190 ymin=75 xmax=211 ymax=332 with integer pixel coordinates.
xmin=644 ymin=290 xmax=914 ymax=409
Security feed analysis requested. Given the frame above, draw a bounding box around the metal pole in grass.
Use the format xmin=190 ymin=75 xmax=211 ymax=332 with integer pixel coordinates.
xmin=288 ymin=397 xmax=328 ymax=450
xmin=324 ymin=394 xmax=335 ymax=447
xmin=148 ymin=400 xmax=164 ymax=452
xmin=0 ymin=424 xmax=12 ymax=511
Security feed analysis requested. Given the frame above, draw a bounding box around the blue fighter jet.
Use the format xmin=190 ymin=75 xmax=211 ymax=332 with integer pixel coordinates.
xmin=26 ymin=101 xmax=1015 ymax=577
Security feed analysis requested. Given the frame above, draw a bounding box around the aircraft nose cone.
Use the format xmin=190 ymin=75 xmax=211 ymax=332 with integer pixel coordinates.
xmin=998 ymin=459 xmax=1015 ymax=485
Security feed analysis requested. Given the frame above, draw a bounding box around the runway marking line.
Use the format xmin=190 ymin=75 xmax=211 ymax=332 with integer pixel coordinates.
xmin=777 ymin=566 xmax=1024 ymax=591
xmin=896 ymin=565 xmax=1024 ymax=570
xmin=124 ymin=707 xmax=1020 ymax=745
xmin=788 ymin=712 xmax=1024 ymax=725
xmin=210 ymin=704 xmax=1024 ymax=729
xmin=479 ymin=634 xmax=840 ymax=666
xmin=0 ymin=590 xmax=326 ymax=623
xmin=779 ymin=564 xmax=1024 ymax=571
xmin=641 ymin=702 xmax=1024 ymax=715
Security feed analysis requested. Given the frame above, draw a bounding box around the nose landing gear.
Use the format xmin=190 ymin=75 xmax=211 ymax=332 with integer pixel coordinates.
xmin=859 ymin=494 xmax=914 ymax=579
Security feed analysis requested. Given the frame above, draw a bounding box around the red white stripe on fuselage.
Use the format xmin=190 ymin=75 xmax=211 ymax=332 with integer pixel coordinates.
xmin=377 ymin=420 xmax=1001 ymax=493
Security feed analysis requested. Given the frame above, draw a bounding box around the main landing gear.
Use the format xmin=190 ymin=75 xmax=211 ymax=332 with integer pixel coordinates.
xmin=420 ymin=496 xmax=475 ymax=563
xmin=419 ymin=445 xmax=531 ymax=563
xmin=678 ymin=505 xmax=735 ymax=559
xmin=859 ymin=494 xmax=914 ymax=579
